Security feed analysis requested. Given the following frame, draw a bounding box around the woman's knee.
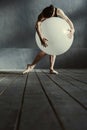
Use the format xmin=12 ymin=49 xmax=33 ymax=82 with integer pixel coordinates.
xmin=40 ymin=51 xmax=46 ymax=56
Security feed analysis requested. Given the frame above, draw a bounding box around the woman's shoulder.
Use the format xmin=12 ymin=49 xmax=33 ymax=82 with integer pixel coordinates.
xmin=56 ymin=8 xmax=64 ymax=13
xmin=37 ymin=13 xmax=46 ymax=22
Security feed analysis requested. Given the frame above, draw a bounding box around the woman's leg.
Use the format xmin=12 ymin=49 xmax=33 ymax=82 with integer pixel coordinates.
xmin=23 ymin=51 xmax=46 ymax=74
xmin=49 ymin=55 xmax=58 ymax=74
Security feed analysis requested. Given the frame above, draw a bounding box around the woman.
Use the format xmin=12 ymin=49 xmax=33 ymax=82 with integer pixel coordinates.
xmin=23 ymin=5 xmax=75 ymax=74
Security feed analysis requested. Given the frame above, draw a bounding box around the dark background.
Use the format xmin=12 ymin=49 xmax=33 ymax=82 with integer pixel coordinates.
xmin=0 ymin=0 xmax=87 ymax=70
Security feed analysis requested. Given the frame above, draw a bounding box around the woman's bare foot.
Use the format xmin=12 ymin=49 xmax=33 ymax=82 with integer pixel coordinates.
xmin=50 ymin=69 xmax=58 ymax=74
xmin=23 ymin=64 xmax=35 ymax=74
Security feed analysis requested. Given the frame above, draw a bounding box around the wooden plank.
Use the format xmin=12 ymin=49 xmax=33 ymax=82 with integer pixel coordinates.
xmin=0 ymin=74 xmax=19 ymax=95
xmin=61 ymin=69 xmax=87 ymax=72
xmin=37 ymin=71 xmax=87 ymax=130
xmin=47 ymin=73 xmax=87 ymax=109
xmin=65 ymin=69 xmax=87 ymax=74
xmin=60 ymin=69 xmax=87 ymax=84
xmin=19 ymin=72 xmax=62 ymax=130
xmin=39 ymin=69 xmax=87 ymax=108
xmin=58 ymin=72 xmax=87 ymax=91
xmin=0 ymin=74 xmax=7 ymax=82
xmin=0 ymin=74 xmax=27 ymax=130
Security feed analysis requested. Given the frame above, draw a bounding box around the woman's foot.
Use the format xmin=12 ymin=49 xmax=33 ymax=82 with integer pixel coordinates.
xmin=50 ymin=69 xmax=58 ymax=74
xmin=23 ymin=64 xmax=34 ymax=74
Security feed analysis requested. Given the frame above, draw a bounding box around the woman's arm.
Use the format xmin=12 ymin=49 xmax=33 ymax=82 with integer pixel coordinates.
xmin=35 ymin=17 xmax=48 ymax=47
xmin=56 ymin=8 xmax=75 ymax=38
xmin=35 ymin=20 xmax=43 ymax=41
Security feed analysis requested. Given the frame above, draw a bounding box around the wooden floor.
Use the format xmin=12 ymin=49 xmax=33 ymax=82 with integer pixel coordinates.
xmin=0 ymin=69 xmax=87 ymax=130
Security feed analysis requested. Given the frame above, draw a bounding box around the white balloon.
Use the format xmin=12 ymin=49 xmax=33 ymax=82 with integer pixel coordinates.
xmin=35 ymin=17 xmax=74 ymax=55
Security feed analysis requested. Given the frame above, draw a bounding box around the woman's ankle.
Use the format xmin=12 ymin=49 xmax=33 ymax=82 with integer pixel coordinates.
xmin=50 ymin=68 xmax=54 ymax=71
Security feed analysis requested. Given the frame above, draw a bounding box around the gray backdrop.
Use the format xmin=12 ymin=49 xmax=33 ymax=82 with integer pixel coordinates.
xmin=0 ymin=0 xmax=87 ymax=70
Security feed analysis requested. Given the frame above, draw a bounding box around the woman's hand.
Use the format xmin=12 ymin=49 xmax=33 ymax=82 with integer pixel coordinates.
xmin=40 ymin=37 xmax=48 ymax=47
xmin=67 ymin=29 xmax=75 ymax=39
